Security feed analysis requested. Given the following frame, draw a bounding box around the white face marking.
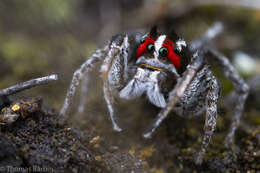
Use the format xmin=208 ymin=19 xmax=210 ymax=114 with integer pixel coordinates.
xmin=176 ymin=39 xmax=187 ymax=52
xmin=154 ymin=35 xmax=166 ymax=59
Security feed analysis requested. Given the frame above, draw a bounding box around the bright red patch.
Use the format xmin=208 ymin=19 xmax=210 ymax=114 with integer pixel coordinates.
xmin=136 ymin=37 xmax=154 ymax=58
xmin=136 ymin=37 xmax=181 ymax=69
xmin=162 ymin=40 xmax=181 ymax=69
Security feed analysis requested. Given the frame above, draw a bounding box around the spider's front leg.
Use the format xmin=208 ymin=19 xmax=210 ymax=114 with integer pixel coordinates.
xmin=143 ymin=51 xmax=205 ymax=138
xmin=100 ymin=34 xmax=136 ymax=132
xmin=207 ymin=48 xmax=250 ymax=147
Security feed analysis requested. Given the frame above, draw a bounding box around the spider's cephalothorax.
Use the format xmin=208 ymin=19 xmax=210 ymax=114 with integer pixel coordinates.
xmin=59 ymin=23 xmax=249 ymax=164
xmin=119 ymin=26 xmax=190 ymax=108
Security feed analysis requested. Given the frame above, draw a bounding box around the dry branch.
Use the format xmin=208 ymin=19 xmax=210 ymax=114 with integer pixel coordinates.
xmin=0 ymin=74 xmax=58 ymax=97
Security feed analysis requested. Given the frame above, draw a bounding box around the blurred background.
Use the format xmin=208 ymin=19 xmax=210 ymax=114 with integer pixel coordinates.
xmin=0 ymin=0 xmax=260 ymax=107
xmin=0 ymin=0 xmax=259 ymax=172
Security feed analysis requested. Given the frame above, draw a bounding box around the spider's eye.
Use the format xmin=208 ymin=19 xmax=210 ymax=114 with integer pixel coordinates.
xmin=140 ymin=38 xmax=145 ymax=44
xmin=147 ymin=44 xmax=155 ymax=53
xmin=159 ymin=47 xmax=168 ymax=57
xmin=174 ymin=47 xmax=179 ymax=53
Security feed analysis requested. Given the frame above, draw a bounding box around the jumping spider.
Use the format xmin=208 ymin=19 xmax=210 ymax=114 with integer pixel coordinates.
xmin=59 ymin=22 xmax=249 ymax=164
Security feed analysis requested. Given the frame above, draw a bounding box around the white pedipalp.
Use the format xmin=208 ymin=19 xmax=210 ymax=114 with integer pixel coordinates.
xmin=119 ymin=68 xmax=166 ymax=108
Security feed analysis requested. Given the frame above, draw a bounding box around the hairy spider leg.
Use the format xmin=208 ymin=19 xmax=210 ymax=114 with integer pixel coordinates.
xmin=59 ymin=45 xmax=109 ymax=124
xmin=100 ymin=35 xmax=130 ymax=132
xmin=77 ymin=74 xmax=89 ymax=114
xmin=189 ymin=22 xmax=223 ymax=51
xmin=143 ymin=52 xmax=205 ymax=138
xmin=207 ymin=48 xmax=249 ymax=147
xmin=195 ymin=72 xmax=219 ymax=164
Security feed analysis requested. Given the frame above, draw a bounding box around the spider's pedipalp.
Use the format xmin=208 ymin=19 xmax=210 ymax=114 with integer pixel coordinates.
xmin=206 ymin=48 xmax=249 ymax=147
xmin=143 ymin=51 xmax=205 ymax=138
xmin=195 ymin=73 xmax=219 ymax=165
xmin=59 ymin=45 xmax=109 ymax=124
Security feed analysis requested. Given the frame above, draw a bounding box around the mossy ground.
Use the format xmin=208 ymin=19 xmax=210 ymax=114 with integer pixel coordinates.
xmin=66 ymin=73 xmax=259 ymax=173
xmin=0 ymin=94 xmax=258 ymax=173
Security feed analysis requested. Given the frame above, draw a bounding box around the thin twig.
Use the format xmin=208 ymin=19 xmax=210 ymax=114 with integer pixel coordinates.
xmin=195 ymin=0 xmax=260 ymax=10
xmin=0 ymin=74 xmax=58 ymax=96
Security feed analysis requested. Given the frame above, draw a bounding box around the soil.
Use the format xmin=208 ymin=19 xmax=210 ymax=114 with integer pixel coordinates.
xmin=0 ymin=96 xmax=258 ymax=173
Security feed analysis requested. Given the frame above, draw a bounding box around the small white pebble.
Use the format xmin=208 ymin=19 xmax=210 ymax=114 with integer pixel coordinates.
xmin=233 ymin=51 xmax=256 ymax=75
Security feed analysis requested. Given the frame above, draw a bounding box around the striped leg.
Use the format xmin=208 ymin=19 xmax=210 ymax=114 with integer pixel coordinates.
xmin=195 ymin=74 xmax=219 ymax=164
xmin=100 ymin=35 xmax=130 ymax=132
xmin=143 ymin=51 xmax=205 ymax=138
xmin=207 ymin=48 xmax=249 ymax=147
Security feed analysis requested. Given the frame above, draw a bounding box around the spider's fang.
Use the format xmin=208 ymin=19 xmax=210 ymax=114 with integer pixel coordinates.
xmin=139 ymin=64 xmax=167 ymax=72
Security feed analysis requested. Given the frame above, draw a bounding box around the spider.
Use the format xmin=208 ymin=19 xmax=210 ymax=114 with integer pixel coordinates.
xmin=59 ymin=22 xmax=249 ymax=164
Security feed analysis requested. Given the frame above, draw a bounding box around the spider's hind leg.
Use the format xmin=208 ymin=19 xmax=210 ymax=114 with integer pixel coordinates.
xmin=207 ymin=48 xmax=249 ymax=147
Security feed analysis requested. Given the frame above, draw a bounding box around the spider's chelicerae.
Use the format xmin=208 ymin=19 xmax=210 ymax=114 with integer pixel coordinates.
xmin=59 ymin=22 xmax=249 ymax=164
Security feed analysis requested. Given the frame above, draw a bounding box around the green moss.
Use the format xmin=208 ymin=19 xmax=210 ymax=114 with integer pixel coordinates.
xmin=1 ymin=35 xmax=48 ymax=78
xmin=248 ymin=112 xmax=260 ymax=125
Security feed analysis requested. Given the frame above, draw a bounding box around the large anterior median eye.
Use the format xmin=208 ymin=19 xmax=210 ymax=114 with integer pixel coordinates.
xmin=159 ymin=47 xmax=168 ymax=57
xmin=147 ymin=44 xmax=155 ymax=53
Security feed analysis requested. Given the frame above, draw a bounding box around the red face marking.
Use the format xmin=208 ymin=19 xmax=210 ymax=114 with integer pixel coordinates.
xmin=136 ymin=37 xmax=181 ymax=70
xmin=136 ymin=37 xmax=154 ymax=58
xmin=162 ymin=40 xmax=181 ymax=69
